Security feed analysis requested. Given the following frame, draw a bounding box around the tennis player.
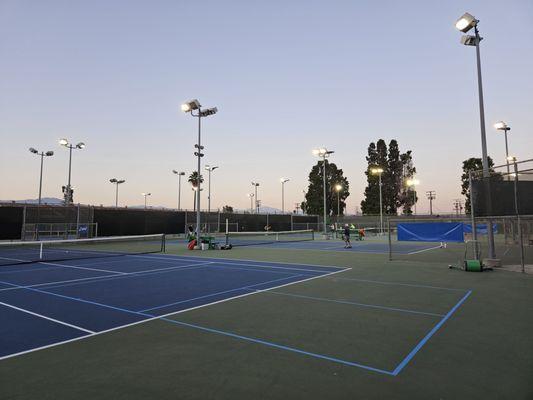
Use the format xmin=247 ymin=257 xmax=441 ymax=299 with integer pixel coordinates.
xmin=343 ymin=224 xmax=352 ymax=248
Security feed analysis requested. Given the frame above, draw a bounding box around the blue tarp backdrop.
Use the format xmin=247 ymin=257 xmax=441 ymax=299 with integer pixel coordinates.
xmin=397 ymin=222 xmax=465 ymax=243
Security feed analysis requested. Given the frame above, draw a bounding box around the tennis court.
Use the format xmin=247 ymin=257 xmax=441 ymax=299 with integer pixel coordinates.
xmin=1 ymin=235 xmax=532 ymax=399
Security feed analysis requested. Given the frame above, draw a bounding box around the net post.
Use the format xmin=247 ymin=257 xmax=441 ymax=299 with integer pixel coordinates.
xmin=226 ymin=218 xmax=229 ymax=234
xmin=39 ymin=242 xmax=43 ymax=260
xmin=387 ymin=218 xmax=392 ymax=261
xmin=161 ymin=234 xmax=166 ymax=252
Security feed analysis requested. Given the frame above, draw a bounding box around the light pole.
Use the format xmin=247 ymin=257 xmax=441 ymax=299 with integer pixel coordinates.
xmin=335 ymin=184 xmax=343 ymax=218
xmin=406 ymin=178 xmax=420 ymax=215
xmin=371 ymin=168 xmax=384 ymax=234
xmin=29 ymin=148 xmax=54 ymax=206
xmin=426 ymin=190 xmax=436 ymax=215
xmin=251 ymin=182 xmax=260 ymax=213
xmin=205 ymin=165 xmax=219 ymax=215
xmin=313 ymin=148 xmax=334 ymax=236
xmin=172 ymin=170 xmax=186 ymax=210
xmin=29 ymin=148 xmax=54 ymax=239
xmin=494 ymin=121 xmax=512 ymax=179
xmin=182 ymin=99 xmax=217 ymax=246
xmin=280 ymin=178 xmax=290 ymax=213
xmin=455 ymin=12 xmax=496 ymax=258
xmin=59 ymin=138 xmax=85 ymax=205
xmin=141 ymin=192 xmax=151 ymax=209
xmin=109 ymin=179 xmax=126 ymax=207
xmin=247 ymin=193 xmax=254 ymax=213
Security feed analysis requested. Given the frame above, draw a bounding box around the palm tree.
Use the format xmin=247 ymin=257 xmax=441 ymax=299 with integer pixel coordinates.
xmin=188 ymin=172 xmax=204 ymax=211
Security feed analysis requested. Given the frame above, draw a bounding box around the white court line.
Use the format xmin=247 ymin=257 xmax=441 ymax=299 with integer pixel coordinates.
xmin=407 ymin=245 xmax=443 ymax=255
xmin=39 ymin=261 xmax=129 ymax=275
xmin=138 ymin=252 xmax=345 ymax=269
xmin=214 ymin=261 xmax=340 ymax=274
xmin=0 ymin=301 xmax=95 ymax=334
xmin=0 ymin=262 xmax=215 ymax=293
xmin=0 ymin=265 xmax=351 ymax=361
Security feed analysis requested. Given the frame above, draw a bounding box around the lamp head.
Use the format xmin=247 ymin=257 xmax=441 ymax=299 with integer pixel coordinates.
xmin=280 ymin=178 xmax=290 ymax=183
xmin=59 ymin=138 xmax=68 ymax=146
xmin=371 ymin=167 xmax=384 ymax=174
xmin=29 ymin=147 xmax=38 ymax=154
xmin=199 ymin=107 xmax=218 ymax=117
xmin=494 ymin=121 xmax=510 ymax=131
xmin=110 ymin=178 xmax=117 ymax=183
xmin=335 ymin=184 xmax=343 ymax=191
xmin=455 ymin=12 xmax=478 ymax=33
xmin=45 ymin=151 xmax=54 ymax=156
xmin=181 ymin=99 xmax=201 ymax=112
xmin=76 ymin=142 xmax=85 ymax=149
xmin=117 ymin=180 xmax=126 ymax=184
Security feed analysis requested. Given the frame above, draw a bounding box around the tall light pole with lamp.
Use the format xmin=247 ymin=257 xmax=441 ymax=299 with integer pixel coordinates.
xmin=280 ymin=178 xmax=290 ymax=213
xmin=371 ymin=168 xmax=384 ymax=234
xmin=109 ymin=179 xmax=126 ymax=207
xmin=59 ymin=138 xmax=85 ymax=205
xmin=251 ymin=182 xmax=260 ymax=213
xmin=205 ymin=165 xmax=219 ymax=214
xmin=455 ymin=12 xmax=496 ymax=259
xmin=181 ymin=99 xmax=218 ymax=246
xmin=29 ymin=148 xmax=54 ymax=239
xmin=335 ymin=184 xmax=343 ymax=219
xmin=247 ymin=193 xmax=255 ymax=213
xmin=406 ymin=178 xmax=420 ymax=215
xmin=312 ymin=148 xmax=334 ymax=237
xmin=172 ymin=170 xmax=186 ymax=210
xmin=141 ymin=192 xmax=151 ymax=209
xmin=494 ymin=121 xmax=512 ymax=178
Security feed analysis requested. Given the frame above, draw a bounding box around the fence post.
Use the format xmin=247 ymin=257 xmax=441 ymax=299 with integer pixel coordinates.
xmin=387 ymin=218 xmax=392 ymax=261
xmin=512 ymin=162 xmax=525 ymax=273
xmin=469 ymin=171 xmax=479 ymax=260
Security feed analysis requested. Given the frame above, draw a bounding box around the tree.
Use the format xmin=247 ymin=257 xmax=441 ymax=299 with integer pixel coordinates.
xmin=222 ymin=205 xmax=234 ymax=213
xmin=399 ymin=150 xmax=416 ymax=215
xmin=187 ymin=171 xmax=204 ymax=188
xmin=461 ymin=157 xmax=494 ymax=214
xmin=304 ymin=161 xmax=349 ymax=217
xmin=361 ymin=139 xmax=416 ymax=215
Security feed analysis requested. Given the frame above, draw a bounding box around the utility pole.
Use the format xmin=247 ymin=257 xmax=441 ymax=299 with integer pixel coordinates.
xmin=426 ymin=191 xmax=436 ymax=215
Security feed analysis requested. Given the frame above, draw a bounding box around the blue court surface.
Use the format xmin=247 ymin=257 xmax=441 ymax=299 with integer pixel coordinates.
xmin=0 ymin=253 xmax=346 ymax=360
xmin=0 ymin=252 xmax=471 ymax=377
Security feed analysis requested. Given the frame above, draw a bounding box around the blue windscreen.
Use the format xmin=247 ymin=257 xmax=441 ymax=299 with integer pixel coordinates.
xmin=397 ymin=222 xmax=465 ymax=243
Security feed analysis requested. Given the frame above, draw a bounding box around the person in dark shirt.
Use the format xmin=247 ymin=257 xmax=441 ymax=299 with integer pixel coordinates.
xmin=343 ymin=224 xmax=352 ymax=248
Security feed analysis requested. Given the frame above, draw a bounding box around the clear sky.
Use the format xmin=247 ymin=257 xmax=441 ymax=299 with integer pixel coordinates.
xmin=1 ymin=0 xmax=532 ymax=214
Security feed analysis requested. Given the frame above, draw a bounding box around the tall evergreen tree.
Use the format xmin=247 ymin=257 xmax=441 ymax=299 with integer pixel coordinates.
xmin=304 ymin=161 xmax=349 ymax=217
xmin=399 ymin=150 xmax=417 ymax=215
xmin=361 ymin=142 xmax=380 ymax=214
xmin=362 ymin=139 xmax=416 ymax=215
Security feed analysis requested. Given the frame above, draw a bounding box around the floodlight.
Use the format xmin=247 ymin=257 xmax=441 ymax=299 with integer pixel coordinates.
xmin=45 ymin=151 xmax=54 ymax=156
xmin=335 ymin=184 xmax=343 ymax=191
xmin=29 ymin=147 xmax=38 ymax=154
xmin=59 ymin=138 xmax=69 ymax=146
xmin=110 ymin=178 xmax=117 ymax=183
xmin=406 ymin=178 xmax=420 ymax=187
xmin=460 ymin=35 xmax=478 ymax=46
xmin=251 ymin=181 xmax=260 ymax=187
xmin=506 ymin=156 xmax=517 ymax=162
xmin=76 ymin=142 xmax=85 ymax=149
xmin=118 ymin=180 xmax=125 ymax=184
xmin=455 ymin=12 xmax=478 ymax=33
xmin=371 ymin=167 xmax=384 ymax=174
xmin=181 ymin=99 xmax=201 ymax=112
xmin=280 ymin=178 xmax=290 ymax=183
xmin=494 ymin=121 xmax=510 ymax=131
xmin=199 ymin=107 xmax=218 ymax=117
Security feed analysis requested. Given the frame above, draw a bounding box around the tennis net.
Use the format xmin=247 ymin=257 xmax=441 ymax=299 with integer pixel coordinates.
xmin=0 ymin=234 xmax=166 ymax=266
xmin=225 ymin=229 xmax=314 ymax=247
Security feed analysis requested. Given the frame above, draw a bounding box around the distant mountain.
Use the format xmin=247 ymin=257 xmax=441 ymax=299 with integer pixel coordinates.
xmin=0 ymin=197 xmax=63 ymax=205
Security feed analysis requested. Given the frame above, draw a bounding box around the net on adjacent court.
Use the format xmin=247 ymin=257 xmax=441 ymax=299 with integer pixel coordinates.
xmin=225 ymin=230 xmax=314 ymax=247
xmin=0 ymin=234 xmax=166 ymax=266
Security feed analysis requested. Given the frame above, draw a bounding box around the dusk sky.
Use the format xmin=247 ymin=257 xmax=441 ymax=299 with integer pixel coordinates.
xmin=1 ymin=0 xmax=532 ymax=214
